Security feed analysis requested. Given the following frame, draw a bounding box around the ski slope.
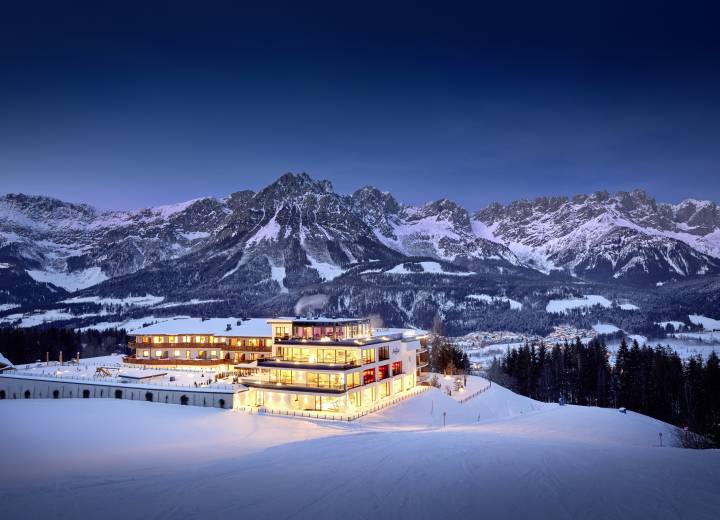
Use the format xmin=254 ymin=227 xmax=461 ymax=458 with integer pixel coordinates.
xmin=1 ymin=377 xmax=718 ymax=520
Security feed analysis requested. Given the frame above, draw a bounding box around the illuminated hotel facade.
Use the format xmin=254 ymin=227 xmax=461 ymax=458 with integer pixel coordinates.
xmin=126 ymin=317 xmax=429 ymax=414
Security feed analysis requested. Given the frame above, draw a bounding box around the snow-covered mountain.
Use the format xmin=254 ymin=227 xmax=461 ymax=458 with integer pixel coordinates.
xmin=474 ymin=190 xmax=720 ymax=283
xmin=1 ymin=176 xmax=719 ymax=313
xmin=0 ymin=193 xmax=230 ymax=291
xmin=349 ymin=186 xmax=520 ymax=267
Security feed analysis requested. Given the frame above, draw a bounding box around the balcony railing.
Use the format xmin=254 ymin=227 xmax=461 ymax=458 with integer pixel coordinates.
xmin=257 ymin=359 xmax=360 ymax=371
xmin=123 ymin=356 xmax=227 ymax=366
xmin=244 ymin=380 xmax=347 ymax=393
xmin=129 ymin=342 xmax=271 ymax=353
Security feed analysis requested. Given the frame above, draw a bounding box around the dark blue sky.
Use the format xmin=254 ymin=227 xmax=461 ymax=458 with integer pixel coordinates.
xmin=1 ymin=1 xmax=719 ymax=210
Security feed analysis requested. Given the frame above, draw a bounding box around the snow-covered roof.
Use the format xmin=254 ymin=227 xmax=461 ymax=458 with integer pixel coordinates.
xmin=0 ymin=352 xmax=13 ymax=367
xmin=128 ymin=317 xmax=272 ymax=337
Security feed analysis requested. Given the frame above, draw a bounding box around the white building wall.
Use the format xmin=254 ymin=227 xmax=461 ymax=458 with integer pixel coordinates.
xmin=0 ymin=375 xmax=241 ymax=409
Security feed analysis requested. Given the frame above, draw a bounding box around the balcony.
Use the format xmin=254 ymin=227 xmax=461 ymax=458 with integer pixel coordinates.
xmin=257 ymin=359 xmax=360 ymax=371
xmin=274 ymin=335 xmax=397 ymax=347
xmin=123 ymin=356 xmax=227 ymax=366
xmin=223 ymin=345 xmax=272 ymax=353
xmin=243 ymin=380 xmax=347 ymax=394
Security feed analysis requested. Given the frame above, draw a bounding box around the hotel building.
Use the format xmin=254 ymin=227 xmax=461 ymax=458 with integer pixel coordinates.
xmin=125 ymin=316 xmax=429 ymax=414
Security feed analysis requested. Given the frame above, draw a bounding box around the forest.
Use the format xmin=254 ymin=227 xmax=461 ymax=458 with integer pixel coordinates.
xmin=487 ymin=338 xmax=720 ymax=447
xmin=0 ymin=328 xmax=129 ymax=366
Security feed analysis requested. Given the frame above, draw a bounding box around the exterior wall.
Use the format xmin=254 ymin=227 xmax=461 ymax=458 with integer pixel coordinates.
xmin=0 ymin=375 xmax=240 ymax=409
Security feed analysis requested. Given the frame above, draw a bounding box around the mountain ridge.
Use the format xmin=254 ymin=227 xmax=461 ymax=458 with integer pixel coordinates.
xmin=1 ymin=174 xmax=719 ymax=316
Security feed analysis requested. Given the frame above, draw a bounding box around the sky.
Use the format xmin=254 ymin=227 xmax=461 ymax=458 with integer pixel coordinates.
xmin=1 ymin=1 xmax=720 ymax=210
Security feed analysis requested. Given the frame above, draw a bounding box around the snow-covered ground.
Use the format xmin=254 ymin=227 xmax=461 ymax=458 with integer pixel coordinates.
xmin=2 ymin=376 xmax=718 ymax=520
xmin=26 ymin=267 xmax=108 ymax=291
xmin=546 ymin=294 xmax=612 ymax=313
xmin=689 ymin=314 xmax=720 ymax=331
xmin=386 ymin=261 xmax=474 ymax=276
xmin=467 ymin=293 xmax=522 ymax=310
xmin=592 ymin=323 xmax=621 ymax=334
xmin=61 ymin=294 xmax=165 ymax=307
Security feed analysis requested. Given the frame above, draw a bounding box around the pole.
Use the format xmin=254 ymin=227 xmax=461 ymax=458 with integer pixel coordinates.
xmin=46 ymin=352 xmax=49 ymax=366
xmin=77 ymin=351 xmax=80 ymax=363
xmin=443 ymin=411 xmax=446 ymax=427
xmin=59 ymin=351 xmax=63 ymax=366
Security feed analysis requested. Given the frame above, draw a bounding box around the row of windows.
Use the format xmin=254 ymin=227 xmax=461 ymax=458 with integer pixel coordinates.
xmin=268 ymin=369 xmax=346 ymax=390
xmin=138 ymin=336 xmax=270 ymax=347
xmin=143 ymin=350 xmax=220 ymax=359
xmin=276 ymin=347 xmax=362 ymax=365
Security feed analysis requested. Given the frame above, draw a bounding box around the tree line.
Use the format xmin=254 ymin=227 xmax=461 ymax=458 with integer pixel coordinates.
xmin=0 ymin=328 xmax=129 ymax=366
xmin=487 ymin=337 xmax=720 ymax=446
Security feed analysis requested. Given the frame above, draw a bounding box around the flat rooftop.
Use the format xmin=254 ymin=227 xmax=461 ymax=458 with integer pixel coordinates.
xmin=270 ymin=317 xmax=369 ymax=325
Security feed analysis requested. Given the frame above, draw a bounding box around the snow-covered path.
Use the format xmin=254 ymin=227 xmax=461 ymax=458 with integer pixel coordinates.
xmin=1 ymin=381 xmax=719 ymax=520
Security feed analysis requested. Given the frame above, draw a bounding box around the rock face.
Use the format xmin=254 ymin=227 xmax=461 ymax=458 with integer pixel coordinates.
xmin=1 ymin=176 xmax=719 ymax=311
xmin=473 ymin=189 xmax=720 ymax=283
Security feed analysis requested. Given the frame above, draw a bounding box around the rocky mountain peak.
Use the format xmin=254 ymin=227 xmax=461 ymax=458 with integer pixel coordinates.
xmin=260 ymin=172 xmax=333 ymax=201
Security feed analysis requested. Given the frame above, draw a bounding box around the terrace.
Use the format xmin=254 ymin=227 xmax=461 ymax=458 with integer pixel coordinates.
xmin=3 ymin=355 xmax=245 ymax=393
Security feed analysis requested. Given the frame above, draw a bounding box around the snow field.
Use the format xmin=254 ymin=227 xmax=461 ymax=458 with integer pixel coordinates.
xmin=1 ymin=375 xmax=719 ymax=519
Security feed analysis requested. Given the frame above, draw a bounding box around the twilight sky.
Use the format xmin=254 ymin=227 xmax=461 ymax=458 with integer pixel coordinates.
xmin=1 ymin=1 xmax=719 ymax=210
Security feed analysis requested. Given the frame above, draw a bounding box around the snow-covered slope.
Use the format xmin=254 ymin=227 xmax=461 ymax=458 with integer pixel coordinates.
xmin=2 ymin=375 xmax=717 ymax=520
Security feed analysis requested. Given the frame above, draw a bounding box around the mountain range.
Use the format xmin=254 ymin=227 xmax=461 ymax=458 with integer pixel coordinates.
xmin=1 ymin=173 xmax=719 ymax=332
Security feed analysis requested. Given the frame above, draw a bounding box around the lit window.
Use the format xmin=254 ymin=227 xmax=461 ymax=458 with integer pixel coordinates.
xmin=153 ymin=336 xmax=163 ymax=344
xmin=211 ymin=350 xmax=217 ymax=358
xmin=155 ymin=350 xmax=162 ymax=357
xmin=143 ymin=350 xmax=150 ymax=358
xmin=174 ymin=350 xmax=181 ymax=357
